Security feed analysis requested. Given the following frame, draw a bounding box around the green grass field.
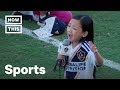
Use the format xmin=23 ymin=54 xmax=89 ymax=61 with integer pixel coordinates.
xmin=0 ymin=11 xmax=120 ymax=79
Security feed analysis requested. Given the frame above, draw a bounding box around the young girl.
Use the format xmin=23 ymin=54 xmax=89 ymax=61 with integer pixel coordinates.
xmin=57 ymin=15 xmax=103 ymax=79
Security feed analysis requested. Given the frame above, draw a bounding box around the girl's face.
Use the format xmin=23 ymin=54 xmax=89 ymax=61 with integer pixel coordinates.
xmin=67 ymin=19 xmax=86 ymax=43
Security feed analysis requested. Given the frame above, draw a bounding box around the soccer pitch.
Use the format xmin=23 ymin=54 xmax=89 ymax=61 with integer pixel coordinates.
xmin=0 ymin=11 xmax=120 ymax=79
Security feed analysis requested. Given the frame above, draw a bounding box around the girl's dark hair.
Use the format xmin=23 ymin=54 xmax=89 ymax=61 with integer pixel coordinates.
xmin=73 ymin=15 xmax=94 ymax=42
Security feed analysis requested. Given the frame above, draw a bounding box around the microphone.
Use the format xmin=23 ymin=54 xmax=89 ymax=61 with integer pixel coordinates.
xmin=53 ymin=39 xmax=70 ymax=72
xmin=63 ymin=39 xmax=71 ymax=46
xmin=58 ymin=39 xmax=71 ymax=56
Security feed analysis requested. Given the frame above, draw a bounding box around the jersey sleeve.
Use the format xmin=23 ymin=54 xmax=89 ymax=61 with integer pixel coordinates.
xmin=88 ymin=51 xmax=97 ymax=66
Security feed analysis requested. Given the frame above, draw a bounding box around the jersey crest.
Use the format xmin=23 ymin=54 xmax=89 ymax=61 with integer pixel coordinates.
xmin=77 ymin=49 xmax=86 ymax=62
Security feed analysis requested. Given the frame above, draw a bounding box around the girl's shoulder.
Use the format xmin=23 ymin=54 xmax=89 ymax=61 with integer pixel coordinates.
xmin=81 ymin=41 xmax=91 ymax=52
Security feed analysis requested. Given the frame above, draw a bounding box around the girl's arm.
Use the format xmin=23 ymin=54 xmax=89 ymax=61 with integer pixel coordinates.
xmin=89 ymin=41 xmax=103 ymax=66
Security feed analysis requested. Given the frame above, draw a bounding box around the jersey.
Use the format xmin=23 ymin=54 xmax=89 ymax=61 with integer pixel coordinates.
xmin=63 ymin=41 xmax=97 ymax=79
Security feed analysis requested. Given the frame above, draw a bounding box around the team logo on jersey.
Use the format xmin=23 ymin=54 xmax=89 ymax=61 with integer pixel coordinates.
xmin=64 ymin=47 xmax=68 ymax=52
xmin=77 ymin=49 xmax=85 ymax=61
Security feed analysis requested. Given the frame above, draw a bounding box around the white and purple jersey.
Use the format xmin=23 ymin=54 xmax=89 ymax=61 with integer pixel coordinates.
xmin=64 ymin=41 xmax=97 ymax=79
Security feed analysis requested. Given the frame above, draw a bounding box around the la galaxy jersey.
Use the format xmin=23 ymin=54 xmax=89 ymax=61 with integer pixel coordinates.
xmin=64 ymin=41 xmax=96 ymax=79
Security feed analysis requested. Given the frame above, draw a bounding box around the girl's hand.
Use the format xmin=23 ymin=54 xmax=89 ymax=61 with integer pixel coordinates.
xmin=88 ymin=41 xmax=98 ymax=53
xmin=57 ymin=59 xmax=65 ymax=67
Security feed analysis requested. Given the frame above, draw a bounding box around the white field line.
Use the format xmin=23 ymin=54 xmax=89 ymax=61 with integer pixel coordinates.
xmin=0 ymin=18 xmax=120 ymax=71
